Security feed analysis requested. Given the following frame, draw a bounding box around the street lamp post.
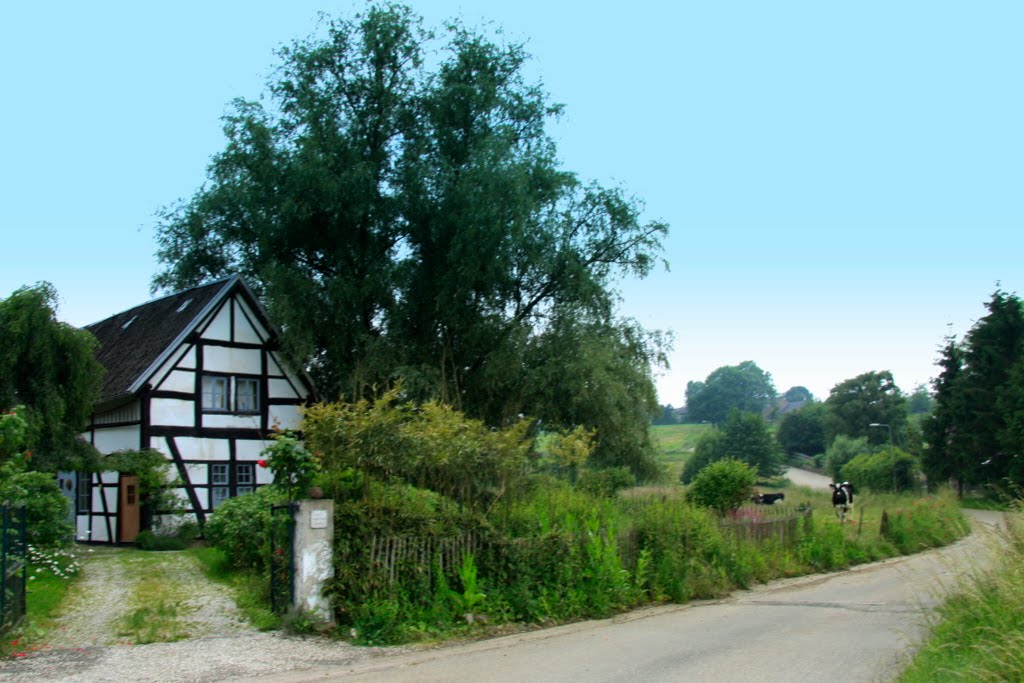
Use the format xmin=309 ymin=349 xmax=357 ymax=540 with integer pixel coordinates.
xmin=868 ymin=422 xmax=892 ymax=444
xmin=868 ymin=423 xmax=895 ymax=491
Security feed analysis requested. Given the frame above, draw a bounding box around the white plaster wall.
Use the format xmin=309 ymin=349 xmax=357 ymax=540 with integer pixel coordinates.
xmin=269 ymin=378 xmax=299 ymax=400
xmin=171 ymin=487 xmax=192 ymax=507
xmin=75 ymin=516 xmax=93 ymax=542
xmin=203 ymin=413 xmax=262 ymax=430
xmin=174 ymin=437 xmax=230 ymax=461
xmin=154 ymin=511 xmax=200 ymax=532
xmin=153 ymin=344 xmax=190 ymax=385
xmin=235 ymin=440 xmax=269 ymax=460
xmin=157 ymin=369 xmax=195 ymax=393
xmin=81 ymin=517 xmax=110 ymax=543
xmin=234 ymin=298 xmax=266 ymax=344
xmin=204 ymin=345 xmax=262 ymax=375
xmin=95 ymin=484 xmax=118 ymax=514
xmin=93 ymin=426 xmax=140 ymax=453
xmin=186 ymin=463 xmax=209 ymax=485
xmin=202 ymin=303 xmax=232 ymax=341
xmin=150 ymin=398 xmax=195 ymax=426
xmin=149 ymin=436 xmax=171 ymax=459
xmin=271 ymin=354 xmax=309 ymax=399
xmin=269 ymin=404 xmax=303 ymax=430
xmin=177 ymin=346 xmax=196 ymax=370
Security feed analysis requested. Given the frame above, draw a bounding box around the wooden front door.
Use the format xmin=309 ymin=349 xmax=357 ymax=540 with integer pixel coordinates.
xmin=119 ymin=475 xmax=141 ymax=543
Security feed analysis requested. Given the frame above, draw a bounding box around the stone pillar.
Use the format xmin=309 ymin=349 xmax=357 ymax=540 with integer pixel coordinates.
xmin=292 ymin=499 xmax=334 ymax=624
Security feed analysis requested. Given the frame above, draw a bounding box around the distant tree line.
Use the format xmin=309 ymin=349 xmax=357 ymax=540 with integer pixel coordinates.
xmin=671 ymin=291 xmax=1024 ymax=496
xmin=671 ymin=360 xmax=925 ymax=491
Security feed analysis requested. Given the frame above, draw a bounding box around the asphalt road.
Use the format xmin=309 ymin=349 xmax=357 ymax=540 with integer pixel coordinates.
xmin=255 ymin=498 xmax=1005 ymax=682
xmin=783 ymin=465 xmax=833 ymax=490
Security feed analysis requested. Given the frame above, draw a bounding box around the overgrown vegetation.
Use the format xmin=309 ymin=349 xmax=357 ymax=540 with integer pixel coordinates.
xmin=900 ymin=513 xmax=1024 ymax=682
xmin=0 ymin=546 xmax=83 ymax=658
xmin=199 ymin=393 xmax=969 ymax=646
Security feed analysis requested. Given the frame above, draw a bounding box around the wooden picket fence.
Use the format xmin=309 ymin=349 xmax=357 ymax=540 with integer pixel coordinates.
xmin=718 ymin=504 xmax=811 ymax=546
xmin=369 ymin=533 xmax=482 ymax=585
xmin=367 ymin=505 xmax=810 ymax=585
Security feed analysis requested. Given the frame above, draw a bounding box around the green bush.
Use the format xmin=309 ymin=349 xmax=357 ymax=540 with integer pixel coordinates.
xmin=0 ymin=471 xmax=72 ymax=546
xmin=135 ymin=530 xmax=187 ymax=551
xmin=577 ymin=467 xmax=636 ymax=497
xmin=680 ymin=431 xmax=724 ymax=483
xmin=203 ymin=486 xmax=285 ymax=571
xmin=841 ymin=447 xmax=918 ymax=492
xmin=687 ymin=459 xmax=757 ymax=514
xmin=824 ymin=435 xmax=868 ymax=481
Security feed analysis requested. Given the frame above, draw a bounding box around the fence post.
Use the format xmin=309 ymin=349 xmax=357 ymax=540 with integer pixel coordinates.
xmin=292 ymin=499 xmax=335 ymax=625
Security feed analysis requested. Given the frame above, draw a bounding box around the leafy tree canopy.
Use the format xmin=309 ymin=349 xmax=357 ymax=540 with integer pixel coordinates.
xmin=777 ymin=402 xmax=827 ymax=456
xmin=783 ymin=386 xmax=813 ymax=403
xmin=680 ymin=409 xmax=781 ymax=482
xmin=0 ymin=283 xmax=103 ymax=471
xmin=823 ymin=370 xmax=907 ymax=447
xmin=906 ymin=383 xmax=935 ymax=415
xmin=152 ymin=4 xmax=668 ymax=478
xmin=685 ymin=361 xmax=776 ymax=425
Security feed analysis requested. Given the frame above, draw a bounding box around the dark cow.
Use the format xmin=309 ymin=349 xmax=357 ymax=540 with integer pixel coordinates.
xmin=830 ymin=482 xmax=855 ymax=522
xmin=753 ymin=492 xmax=786 ymax=505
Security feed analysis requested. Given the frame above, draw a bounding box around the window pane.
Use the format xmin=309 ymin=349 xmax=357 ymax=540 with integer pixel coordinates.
xmin=237 ymin=464 xmax=254 ymax=485
xmin=202 ymin=376 xmax=228 ymax=411
xmin=211 ymin=486 xmax=229 ymax=509
xmin=77 ymin=472 xmax=91 ymax=513
xmin=236 ymin=378 xmax=259 ymax=413
xmin=237 ymin=486 xmax=254 ymax=496
xmin=211 ymin=464 xmax=229 ymax=485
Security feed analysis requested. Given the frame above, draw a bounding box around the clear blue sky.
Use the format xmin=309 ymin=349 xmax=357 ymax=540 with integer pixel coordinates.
xmin=2 ymin=1 xmax=1021 ymax=404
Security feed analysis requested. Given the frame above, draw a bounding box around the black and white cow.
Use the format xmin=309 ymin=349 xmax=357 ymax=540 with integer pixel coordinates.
xmin=830 ymin=482 xmax=855 ymax=522
xmin=753 ymin=492 xmax=786 ymax=505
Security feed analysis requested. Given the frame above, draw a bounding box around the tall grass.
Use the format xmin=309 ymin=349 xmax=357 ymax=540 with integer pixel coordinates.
xmin=337 ymin=480 xmax=968 ymax=644
xmin=900 ymin=513 xmax=1024 ymax=682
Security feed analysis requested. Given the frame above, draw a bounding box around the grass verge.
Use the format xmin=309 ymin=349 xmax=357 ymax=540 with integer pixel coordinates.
xmin=189 ymin=546 xmax=279 ymax=630
xmin=899 ymin=512 xmax=1024 ymax=682
xmin=2 ymin=546 xmax=83 ymax=658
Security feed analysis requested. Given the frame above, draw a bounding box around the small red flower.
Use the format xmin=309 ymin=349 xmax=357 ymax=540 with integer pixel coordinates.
xmin=9 ymin=640 xmax=17 ymax=646
xmin=23 ymin=451 xmax=31 ymax=460
xmin=257 ymin=459 xmax=268 ymax=468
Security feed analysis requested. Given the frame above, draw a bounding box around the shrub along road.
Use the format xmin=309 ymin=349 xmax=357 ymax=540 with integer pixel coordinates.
xmin=254 ymin=509 xmax=1007 ymax=683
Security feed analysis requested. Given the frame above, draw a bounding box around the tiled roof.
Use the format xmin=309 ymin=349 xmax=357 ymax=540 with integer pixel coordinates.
xmin=85 ymin=276 xmax=237 ymax=404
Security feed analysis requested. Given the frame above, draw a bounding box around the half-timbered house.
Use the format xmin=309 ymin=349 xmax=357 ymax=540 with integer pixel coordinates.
xmin=70 ymin=275 xmax=315 ymax=543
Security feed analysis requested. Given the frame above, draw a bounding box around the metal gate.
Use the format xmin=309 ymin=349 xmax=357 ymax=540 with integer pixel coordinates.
xmin=269 ymin=503 xmax=296 ymax=615
xmin=1 ymin=506 xmax=27 ymax=631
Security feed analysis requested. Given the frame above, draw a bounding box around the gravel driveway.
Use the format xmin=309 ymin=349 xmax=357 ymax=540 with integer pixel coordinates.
xmin=0 ymin=548 xmax=389 ymax=682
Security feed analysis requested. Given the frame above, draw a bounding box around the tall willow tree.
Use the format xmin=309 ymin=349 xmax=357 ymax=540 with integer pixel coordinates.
xmin=0 ymin=283 xmax=104 ymax=470
xmin=153 ymin=4 xmax=668 ymax=478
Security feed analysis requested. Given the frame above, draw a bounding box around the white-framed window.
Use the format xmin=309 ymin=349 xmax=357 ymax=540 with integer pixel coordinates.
xmin=237 ymin=463 xmax=255 ymax=496
xmin=202 ymin=375 xmax=260 ymax=414
xmin=236 ymin=378 xmax=260 ymax=414
xmin=211 ymin=464 xmax=230 ymax=509
xmin=210 ymin=463 xmax=257 ymax=509
xmin=202 ymin=375 xmax=229 ymax=412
